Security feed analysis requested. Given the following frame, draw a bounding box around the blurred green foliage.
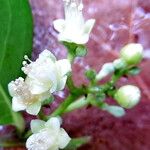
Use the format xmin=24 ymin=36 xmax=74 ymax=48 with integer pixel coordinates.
xmin=0 ymin=0 xmax=33 ymax=131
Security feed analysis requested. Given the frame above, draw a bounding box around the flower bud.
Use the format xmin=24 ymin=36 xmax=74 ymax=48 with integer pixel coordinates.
xmin=115 ymin=85 xmax=141 ymax=109
xmin=96 ymin=63 xmax=115 ymax=81
xmin=113 ymin=59 xmax=127 ymax=69
xmin=120 ymin=43 xmax=143 ymax=65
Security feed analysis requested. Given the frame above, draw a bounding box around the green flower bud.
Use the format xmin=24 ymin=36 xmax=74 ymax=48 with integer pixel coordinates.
xmin=120 ymin=43 xmax=143 ymax=65
xmin=96 ymin=63 xmax=115 ymax=81
xmin=113 ymin=59 xmax=127 ymax=69
xmin=115 ymin=85 xmax=141 ymax=109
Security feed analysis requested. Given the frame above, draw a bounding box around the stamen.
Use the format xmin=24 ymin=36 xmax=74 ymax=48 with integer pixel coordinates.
xmin=22 ymin=61 xmax=27 ymax=66
xmin=24 ymin=55 xmax=32 ymax=63
xmin=78 ymin=3 xmax=83 ymax=11
xmin=70 ymin=2 xmax=77 ymax=8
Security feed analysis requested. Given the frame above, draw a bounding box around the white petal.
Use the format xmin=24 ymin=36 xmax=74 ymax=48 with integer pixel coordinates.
xmin=58 ymin=33 xmax=71 ymax=43
xmin=74 ymin=34 xmax=89 ymax=44
xmin=8 ymin=82 xmax=16 ymax=97
xmin=26 ymin=102 xmax=41 ymax=115
xmin=58 ymin=128 xmax=71 ymax=149
xmin=39 ymin=49 xmax=56 ymax=62
xmin=56 ymin=59 xmax=71 ymax=76
xmin=53 ymin=19 xmax=66 ymax=32
xmin=26 ymin=77 xmax=49 ymax=95
xmin=30 ymin=82 xmax=48 ymax=95
xmin=45 ymin=117 xmax=61 ymax=132
xmin=84 ymin=19 xmax=95 ymax=34
xmin=39 ymin=91 xmax=51 ymax=102
xmin=56 ymin=76 xmax=67 ymax=91
xmin=49 ymin=76 xmax=58 ymax=93
xmin=26 ymin=132 xmax=51 ymax=150
xmin=12 ymin=97 xmax=26 ymax=111
xmin=31 ymin=119 xmax=45 ymax=133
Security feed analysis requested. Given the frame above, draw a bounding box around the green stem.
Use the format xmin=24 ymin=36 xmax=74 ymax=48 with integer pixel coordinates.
xmin=64 ymin=96 xmax=89 ymax=113
xmin=66 ymin=75 xmax=76 ymax=92
xmin=50 ymin=94 xmax=79 ymax=117
xmin=38 ymin=110 xmax=47 ymax=121
xmin=48 ymin=63 xmax=128 ymax=118
xmin=0 ymin=141 xmax=25 ymax=148
xmin=67 ymin=53 xmax=74 ymax=63
xmin=24 ymin=130 xmax=32 ymax=139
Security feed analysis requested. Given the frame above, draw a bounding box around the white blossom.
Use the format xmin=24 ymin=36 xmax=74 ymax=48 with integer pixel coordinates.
xmin=53 ymin=0 xmax=95 ymax=44
xmin=22 ymin=50 xmax=71 ymax=95
xmin=8 ymin=50 xmax=71 ymax=115
xmin=26 ymin=117 xmax=71 ymax=150
xmin=8 ymin=77 xmax=49 ymax=115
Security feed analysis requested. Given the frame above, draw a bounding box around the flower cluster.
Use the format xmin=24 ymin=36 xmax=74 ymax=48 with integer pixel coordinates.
xmin=96 ymin=43 xmax=143 ymax=109
xmin=8 ymin=50 xmax=71 ymax=115
xmin=6 ymin=0 xmax=144 ymax=149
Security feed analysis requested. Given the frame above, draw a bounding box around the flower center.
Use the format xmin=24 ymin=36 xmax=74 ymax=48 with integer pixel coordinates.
xmin=12 ymin=78 xmax=39 ymax=105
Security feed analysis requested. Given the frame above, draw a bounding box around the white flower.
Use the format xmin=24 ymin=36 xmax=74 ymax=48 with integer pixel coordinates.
xmin=22 ymin=50 xmax=71 ymax=95
xmin=8 ymin=77 xmax=49 ymax=115
xmin=53 ymin=0 xmax=95 ymax=44
xmin=8 ymin=50 xmax=71 ymax=115
xmin=26 ymin=117 xmax=71 ymax=150
xmin=96 ymin=63 xmax=115 ymax=81
xmin=115 ymin=85 xmax=141 ymax=109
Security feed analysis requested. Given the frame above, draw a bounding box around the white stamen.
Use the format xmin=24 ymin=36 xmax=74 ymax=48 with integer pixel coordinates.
xmin=78 ymin=3 xmax=83 ymax=11
xmin=24 ymin=55 xmax=32 ymax=63
xmin=22 ymin=61 xmax=27 ymax=66
xmin=70 ymin=2 xmax=77 ymax=8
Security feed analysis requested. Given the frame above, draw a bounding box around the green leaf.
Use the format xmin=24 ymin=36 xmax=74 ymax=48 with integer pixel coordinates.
xmin=75 ymin=45 xmax=87 ymax=57
xmin=0 ymin=84 xmax=24 ymax=132
xmin=0 ymin=0 xmax=33 ymax=129
xmin=65 ymin=137 xmax=90 ymax=150
xmin=0 ymin=0 xmax=33 ymax=92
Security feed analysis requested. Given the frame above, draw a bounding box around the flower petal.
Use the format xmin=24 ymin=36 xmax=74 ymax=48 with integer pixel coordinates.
xmin=26 ymin=77 xmax=49 ymax=95
xmin=45 ymin=117 xmax=61 ymax=133
xmin=58 ymin=128 xmax=71 ymax=149
xmin=56 ymin=59 xmax=71 ymax=76
xmin=8 ymin=82 xmax=16 ymax=97
xmin=84 ymin=19 xmax=95 ymax=34
xmin=53 ymin=19 xmax=66 ymax=32
xmin=39 ymin=91 xmax=51 ymax=102
xmin=39 ymin=49 xmax=56 ymax=62
xmin=26 ymin=102 xmax=41 ymax=115
xmin=74 ymin=34 xmax=89 ymax=44
xmin=56 ymin=76 xmax=67 ymax=91
xmin=31 ymin=119 xmax=45 ymax=133
xmin=12 ymin=97 xmax=26 ymax=111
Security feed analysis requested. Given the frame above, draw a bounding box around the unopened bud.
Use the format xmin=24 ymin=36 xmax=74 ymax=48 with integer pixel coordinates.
xmin=115 ymin=85 xmax=141 ymax=109
xmin=120 ymin=43 xmax=143 ymax=65
xmin=96 ymin=63 xmax=114 ymax=81
xmin=113 ymin=59 xmax=126 ymax=69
